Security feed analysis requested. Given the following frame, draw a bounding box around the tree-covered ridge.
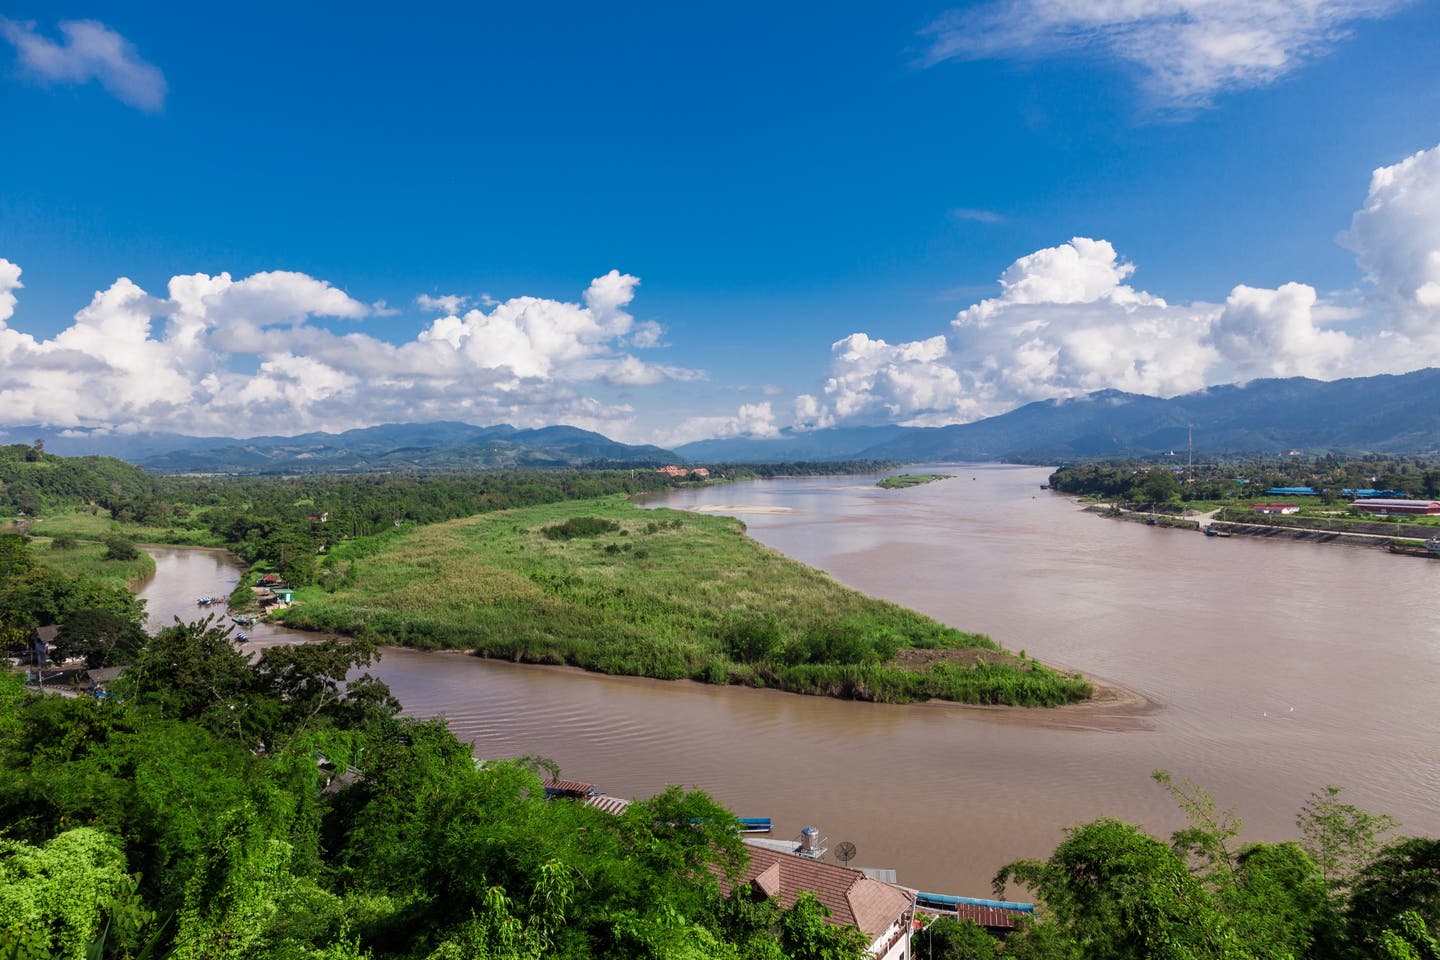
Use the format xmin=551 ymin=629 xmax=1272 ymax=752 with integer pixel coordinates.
xmin=0 ymin=443 xmax=157 ymax=517
xmin=1048 ymin=454 xmax=1440 ymax=504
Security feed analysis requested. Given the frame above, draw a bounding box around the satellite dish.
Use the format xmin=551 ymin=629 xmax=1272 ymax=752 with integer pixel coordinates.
xmin=835 ymin=841 xmax=857 ymax=864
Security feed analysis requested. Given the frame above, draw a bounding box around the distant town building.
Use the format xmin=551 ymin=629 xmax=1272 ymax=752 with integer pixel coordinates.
xmin=1349 ymin=499 xmax=1440 ymax=516
xmin=1266 ymin=486 xmax=1317 ymax=496
xmin=1252 ymin=503 xmax=1301 ymax=515
xmin=658 ymin=465 xmax=709 ymax=479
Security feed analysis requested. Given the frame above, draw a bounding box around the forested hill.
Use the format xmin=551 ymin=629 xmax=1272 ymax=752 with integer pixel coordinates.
xmin=34 ymin=422 xmax=680 ymax=474
xmin=0 ymin=442 xmax=156 ymax=515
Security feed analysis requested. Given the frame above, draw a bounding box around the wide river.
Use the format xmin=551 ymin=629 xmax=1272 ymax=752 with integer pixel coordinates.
xmin=137 ymin=464 xmax=1440 ymax=895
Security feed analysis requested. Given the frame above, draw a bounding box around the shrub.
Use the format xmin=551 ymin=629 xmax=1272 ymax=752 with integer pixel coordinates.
xmin=541 ymin=516 xmax=620 ymax=540
xmin=101 ymin=535 xmax=139 ymax=561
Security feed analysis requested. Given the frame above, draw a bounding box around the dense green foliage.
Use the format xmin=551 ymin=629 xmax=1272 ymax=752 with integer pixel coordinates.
xmin=1049 ymin=455 xmax=1440 ymax=507
xmin=276 ymin=497 xmax=1090 ymax=706
xmin=5 ymin=636 xmax=1435 ymax=960
xmin=0 ymin=616 xmax=882 ymax=959
xmin=0 ymin=534 xmax=146 ymax=649
xmin=972 ymin=772 xmax=1439 ymax=960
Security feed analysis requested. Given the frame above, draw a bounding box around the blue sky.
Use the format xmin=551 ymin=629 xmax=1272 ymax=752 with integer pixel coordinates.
xmin=2 ymin=1 xmax=1439 ymax=445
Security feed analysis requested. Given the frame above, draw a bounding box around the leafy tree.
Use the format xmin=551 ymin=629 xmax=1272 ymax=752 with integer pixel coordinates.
xmin=168 ymin=804 xmax=303 ymax=960
xmin=53 ymin=608 xmax=147 ymax=667
xmin=915 ymin=916 xmax=999 ymax=959
xmin=1226 ymin=841 xmax=1335 ymax=960
xmin=1297 ymin=785 xmax=1399 ymax=892
xmin=1000 ymin=918 xmax=1084 ymax=960
xmin=776 ymin=892 xmax=871 ymax=960
xmin=1348 ymin=838 xmax=1440 ymax=952
xmin=115 ymin=616 xmax=255 ymax=740
xmin=1374 ymin=911 xmax=1440 ymax=960
xmin=101 ymin=535 xmax=140 ymax=562
xmin=994 ymin=818 xmax=1245 ymax=960
xmin=1153 ymin=769 xmax=1242 ymax=884
xmin=1129 ymin=470 xmax=1180 ymax=507
xmin=251 ymin=636 xmax=398 ymax=745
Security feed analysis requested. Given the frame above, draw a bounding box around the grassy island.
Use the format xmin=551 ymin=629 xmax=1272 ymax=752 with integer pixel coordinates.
xmin=278 ymin=497 xmax=1091 ymax=706
xmin=877 ymin=473 xmax=954 ymax=489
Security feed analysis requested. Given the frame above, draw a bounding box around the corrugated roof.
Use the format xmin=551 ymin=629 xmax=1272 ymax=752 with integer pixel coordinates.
xmin=727 ymin=845 xmax=913 ymax=941
xmin=582 ymin=794 xmax=631 ymax=816
xmin=949 ymin=903 xmax=1025 ymax=930
xmin=544 ymin=778 xmax=596 ymax=796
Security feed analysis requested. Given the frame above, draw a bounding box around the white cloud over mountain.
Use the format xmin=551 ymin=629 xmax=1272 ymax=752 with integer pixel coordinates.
xmin=0 ymin=265 xmax=693 ymax=438
xmin=922 ymin=0 xmax=1411 ymax=108
xmin=0 ymin=18 xmax=166 ymax=111
xmin=656 ymin=402 xmax=781 ymax=449
xmin=4 ymin=142 xmax=1440 ymax=447
xmin=796 ymin=143 xmax=1440 ymax=431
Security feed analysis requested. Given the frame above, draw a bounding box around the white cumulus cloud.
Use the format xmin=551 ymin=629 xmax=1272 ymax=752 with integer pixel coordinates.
xmin=0 ymin=259 xmax=21 ymax=324
xmin=803 ymin=144 xmax=1440 ymax=432
xmin=0 ymin=266 xmax=699 ymax=438
xmin=1 ymin=18 xmax=166 ymax=111
xmin=1211 ymin=282 xmax=1354 ymax=379
xmin=416 ymin=293 xmax=469 ymax=315
xmin=922 ymin=0 xmax=1411 ymax=109
xmin=1341 ymin=143 xmax=1440 ymax=337
xmin=657 ymin=402 xmax=782 ymax=448
xmin=807 ymin=237 xmax=1221 ymax=428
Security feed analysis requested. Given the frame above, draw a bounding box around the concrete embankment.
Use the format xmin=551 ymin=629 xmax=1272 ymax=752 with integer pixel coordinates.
xmin=1082 ymin=503 xmax=1422 ymax=551
xmin=1081 ymin=504 xmax=1200 ymax=531
xmin=1209 ymin=521 xmax=1401 ymax=549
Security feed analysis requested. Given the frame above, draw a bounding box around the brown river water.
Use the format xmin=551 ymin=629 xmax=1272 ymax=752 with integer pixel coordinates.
xmin=136 ymin=464 xmax=1440 ymax=896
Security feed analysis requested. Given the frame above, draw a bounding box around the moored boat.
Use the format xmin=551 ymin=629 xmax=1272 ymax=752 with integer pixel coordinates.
xmin=1387 ymin=537 xmax=1440 ymax=558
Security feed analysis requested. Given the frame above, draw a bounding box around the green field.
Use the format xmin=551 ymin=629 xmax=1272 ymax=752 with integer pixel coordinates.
xmin=31 ymin=536 xmax=155 ymax=589
xmin=277 ymin=497 xmax=1091 ymax=706
xmin=19 ymin=508 xmax=227 ymax=547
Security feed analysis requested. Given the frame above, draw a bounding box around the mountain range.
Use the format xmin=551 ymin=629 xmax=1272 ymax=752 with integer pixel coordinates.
xmin=676 ymin=368 xmax=1440 ymax=462
xmin=5 ymin=369 xmax=1438 ymax=472
xmin=0 ymin=422 xmax=674 ymax=474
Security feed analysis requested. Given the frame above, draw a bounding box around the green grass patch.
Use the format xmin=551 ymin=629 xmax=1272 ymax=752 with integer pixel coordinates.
xmin=276 ymin=497 xmax=1090 ymax=707
xmin=877 ymin=473 xmax=954 ymax=489
xmin=23 ymin=508 xmax=226 ymax=547
xmin=33 ymin=536 xmax=155 ymax=589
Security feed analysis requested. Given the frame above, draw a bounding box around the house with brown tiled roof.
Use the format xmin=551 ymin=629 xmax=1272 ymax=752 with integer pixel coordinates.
xmin=727 ymin=845 xmax=916 ymax=960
